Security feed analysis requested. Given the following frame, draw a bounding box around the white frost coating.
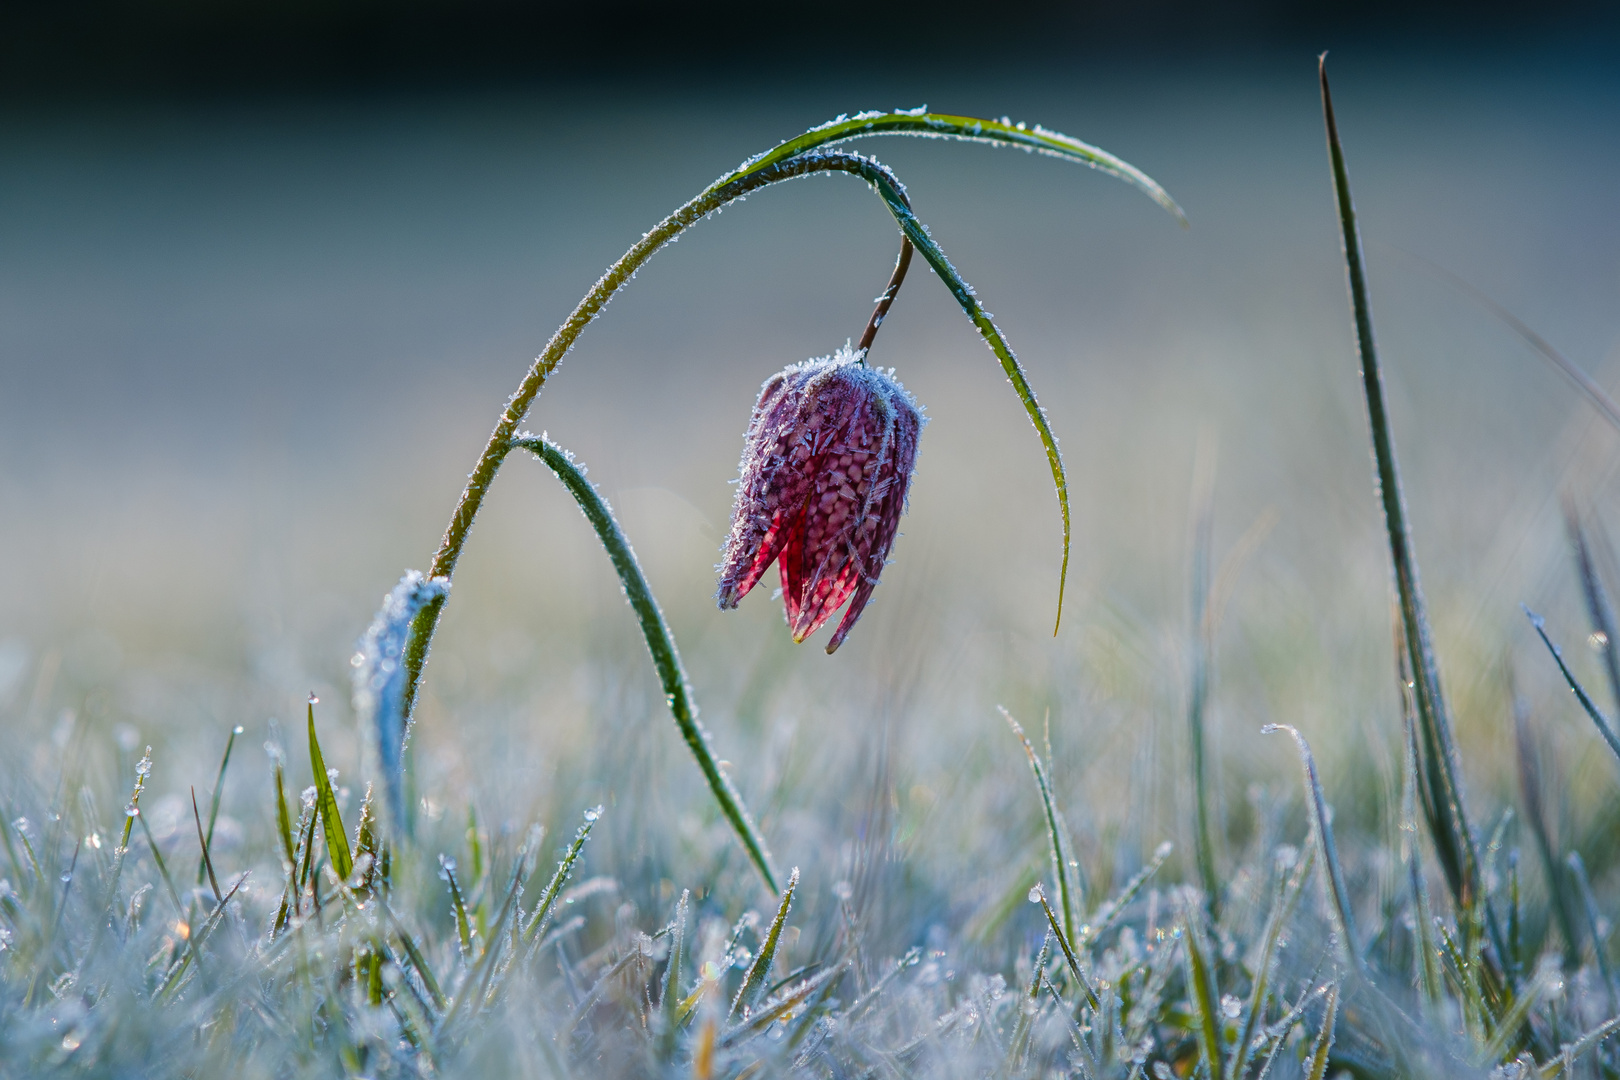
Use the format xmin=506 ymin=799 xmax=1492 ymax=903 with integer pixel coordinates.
xmin=353 ymin=570 xmax=450 ymax=828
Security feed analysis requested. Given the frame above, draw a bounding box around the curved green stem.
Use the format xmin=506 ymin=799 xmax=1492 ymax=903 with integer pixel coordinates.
xmin=516 ymin=435 xmax=778 ymax=893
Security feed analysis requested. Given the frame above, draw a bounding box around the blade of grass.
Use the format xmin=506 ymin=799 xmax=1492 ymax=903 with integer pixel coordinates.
xmin=190 ymin=787 xmax=222 ymax=905
xmin=1182 ymin=904 xmax=1222 ymax=1080
xmin=1566 ymin=852 xmax=1619 ymax=1016
xmin=1523 ymin=606 xmax=1620 ymax=765
xmin=521 ymin=807 xmax=600 ymax=946
xmin=1028 ymin=883 xmax=1099 ymax=1011
xmin=519 ymin=436 xmax=777 ymax=893
xmin=1401 ymin=692 xmax=1444 ymax=1012
xmin=1395 ymin=250 xmax=1620 ymax=435
xmin=1478 ymin=964 xmax=1553 ymax=1066
xmin=1001 ymin=707 xmax=1077 ymax=945
xmin=1084 ymin=840 xmax=1172 ymax=945
xmin=439 ymin=855 xmax=475 ymax=962
xmin=1262 ymin=724 xmax=1359 ymax=966
xmin=718 ymin=960 xmax=848 ymax=1050
xmin=306 ymin=699 xmax=353 ymax=883
xmin=1512 ymin=684 xmax=1581 ymax=966
xmin=1306 ymin=983 xmax=1340 ymax=1080
xmin=726 ymin=109 xmax=1185 ymax=223
xmin=196 ymin=726 xmax=240 ymax=887
xmin=1007 ymin=931 xmax=1053 ymax=1073
xmin=156 ymin=872 xmax=249 ymax=1003
xmin=730 ymin=867 xmax=799 ymax=1019
xmin=658 ymin=889 xmax=689 ymax=1059
xmin=1226 ymin=846 xmax=1315 ymax=1080
xmin=381 ymin=901 xmax=447 ymax=1012
xmin=1321 ymin=55 xmax=1479 ymax=912
xmin=1565 ymin=504 xmax=1620 ymax=710
xmin=1187 ymin=440 xmax=1220 ymax=915
xmin=1539 ymin=1015 xmax=1620 ymax=1079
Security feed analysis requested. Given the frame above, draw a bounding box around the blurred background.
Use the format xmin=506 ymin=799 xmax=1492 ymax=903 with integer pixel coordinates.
xmin=1 ymin=1 xmax=1618 ymax=952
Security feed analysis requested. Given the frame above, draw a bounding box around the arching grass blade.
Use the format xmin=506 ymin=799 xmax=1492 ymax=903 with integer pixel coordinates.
xmin=518 ymin=435 xmax=777 ymax=894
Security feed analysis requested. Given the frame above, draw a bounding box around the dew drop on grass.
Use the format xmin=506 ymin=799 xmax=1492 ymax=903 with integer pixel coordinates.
xmin=1220 ymin=994 xmax=1242 ymax=1019
xmin=1027 ymin=886 xmax=1042 ymax=904
xmin=583 ymin=808 xmax=600 ymax=823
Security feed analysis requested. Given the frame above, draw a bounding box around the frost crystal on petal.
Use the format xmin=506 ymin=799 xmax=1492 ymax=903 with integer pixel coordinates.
xmin=717 ymin=347 xmax=923 ymax=653
xmin=353 ymin=570 xmax=450 ymax=827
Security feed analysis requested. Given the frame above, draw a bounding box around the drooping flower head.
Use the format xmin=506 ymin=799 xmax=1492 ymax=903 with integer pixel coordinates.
xmin=718 ymin=347 xmax=923 ymax=652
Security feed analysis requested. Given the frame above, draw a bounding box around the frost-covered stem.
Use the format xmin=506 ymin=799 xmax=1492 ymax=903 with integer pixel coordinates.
xmin=397 ymin=151 xmax=916 ymax=723
xmin=516 ymin=434 xmax=779 ymax=894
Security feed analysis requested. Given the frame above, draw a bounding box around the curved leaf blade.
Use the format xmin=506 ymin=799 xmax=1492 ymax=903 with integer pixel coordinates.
xmin=724 ymin=109 xmax=1186 ymax=225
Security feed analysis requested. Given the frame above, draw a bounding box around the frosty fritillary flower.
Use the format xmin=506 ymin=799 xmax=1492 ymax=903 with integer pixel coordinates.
xmin=717 ymin=347 xmax=923 ymax=653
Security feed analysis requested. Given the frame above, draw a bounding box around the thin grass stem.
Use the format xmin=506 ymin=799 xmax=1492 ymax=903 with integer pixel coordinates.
xmin=1523 ymin=606 xmax=1620 ymax=765
xmin=1002 ymin=707 xmax=1076 ymax=945
xmin=196 ymin=726 xmax=240 ymax=887
xmin=1262 ymin=724 xmax=1359 ymax=966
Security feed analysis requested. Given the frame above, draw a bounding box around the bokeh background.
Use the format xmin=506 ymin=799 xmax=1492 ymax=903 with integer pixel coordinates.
xmin=2 ymin=2 xmax=1618 ymax=951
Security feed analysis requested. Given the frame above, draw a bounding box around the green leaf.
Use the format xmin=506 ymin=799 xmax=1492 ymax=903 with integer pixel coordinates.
xmin=518 ymin=436 xmax=778 ymax=893
xmin=721 ymin=109 xmax=1186 ymax=226
xmin=1320 ymin=55 xmax=1480 ymax=913
xmin=730 ymin=867 xmax=799 ymax=1019
xmin=307 ymin=699 xmax=353 ymax=884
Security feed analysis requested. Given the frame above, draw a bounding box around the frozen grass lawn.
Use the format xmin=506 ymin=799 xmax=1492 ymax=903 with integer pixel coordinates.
xmin=2 ymin=62 xmax=1620 ymax=1079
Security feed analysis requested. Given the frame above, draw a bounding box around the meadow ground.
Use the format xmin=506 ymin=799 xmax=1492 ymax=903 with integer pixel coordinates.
xmin=1 ymin=51 xmax=1618 ymax=1077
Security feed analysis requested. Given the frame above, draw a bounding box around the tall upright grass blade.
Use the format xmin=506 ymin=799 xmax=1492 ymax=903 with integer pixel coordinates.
xmin=1187 ymin=440 xmax=1220 ymax=913
xmin=306 ymin=699 xmax=353 ymax=883
xmin=519 ymin=436 xmax=777 ymax=894
xmin=1565 ymin=504 xmax=1620 ymax=709
xmin=196 ymin=725 xmax=240 ymax=887
xmin=1522 ymin=606 xmax=1620 ymax=766
xmin=1001 ymin=707 xmax=1077 ymax=945
xmin=1320 ymin=55 xmax=1480 ymax=912
xmin=1512 ymin=685 xmax=1581 ymax=964
xmin=1262 ymin=724 xmax=1359 ymax=966
xmin=731 ymin=866 xmax=799 ymax=1019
